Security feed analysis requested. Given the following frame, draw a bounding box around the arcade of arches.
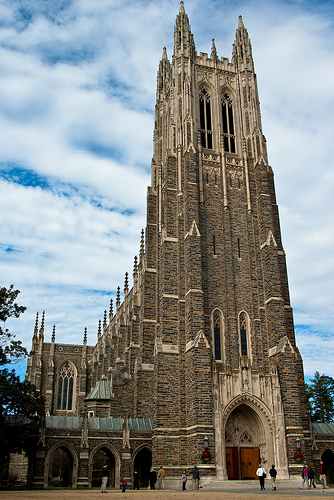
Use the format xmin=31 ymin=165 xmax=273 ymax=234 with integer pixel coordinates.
xmin=45 ymin=445 xmax=152 ymax=489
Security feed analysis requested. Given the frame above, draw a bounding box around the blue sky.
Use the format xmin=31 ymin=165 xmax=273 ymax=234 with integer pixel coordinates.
xmin=0 ymin=0 xmax=333 ymax=380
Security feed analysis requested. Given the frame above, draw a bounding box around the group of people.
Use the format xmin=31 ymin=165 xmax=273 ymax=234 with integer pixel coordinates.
xmin=101 ymin=464 xmax=200 ymax=492
xmin=149 ymin=465 xmax=200 ymax=491
xmin=300 ymin=461 xmax=328 ymax=490
xmin=102 ymin=460 xmax=329 ymax=493
xmin=148 ymin=466 xmax=166 ymax=490
xmin=256 ymin=464 xmax=277 ymax=491
xmin=256 ymin=460 xmax=329 ymax=491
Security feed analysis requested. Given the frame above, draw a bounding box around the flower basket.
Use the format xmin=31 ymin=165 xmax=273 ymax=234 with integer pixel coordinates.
xmin=201 ymin=451 xmax=211 ymax=464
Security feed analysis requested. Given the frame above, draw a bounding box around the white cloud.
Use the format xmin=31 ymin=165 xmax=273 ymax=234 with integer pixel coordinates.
xmin=0 ymin=0 xmax=333 ymax=379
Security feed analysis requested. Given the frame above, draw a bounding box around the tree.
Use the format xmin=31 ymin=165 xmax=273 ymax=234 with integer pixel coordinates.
xmin=306 ymin=371 xmax=334 ymax=423
xmin=0 ymin=285 xmax=44 ymax=486
xmin=0 ymin=285 xmax=27 ymax=365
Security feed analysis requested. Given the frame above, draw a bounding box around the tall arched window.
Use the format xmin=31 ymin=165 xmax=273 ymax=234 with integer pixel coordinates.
xmin=239 ymin=312 xmax=248 ymax=356
xmin=212 ymin=310 xmax=224 ymax=361
xmin=57 ymin=362 xmax=75 ymax=411
xmin=199 ymin=89 xmax=213 ymax=149
xmin=221 ymin=93 xmax=236 ymax=153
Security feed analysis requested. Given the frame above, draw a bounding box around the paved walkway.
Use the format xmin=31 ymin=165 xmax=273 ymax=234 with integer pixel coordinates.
xmin=1 ymin=482 xmax=332 ymax=500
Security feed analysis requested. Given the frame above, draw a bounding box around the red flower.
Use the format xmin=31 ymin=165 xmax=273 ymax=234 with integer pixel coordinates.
xmin=295 ymin=451 xmax=302 ymax=458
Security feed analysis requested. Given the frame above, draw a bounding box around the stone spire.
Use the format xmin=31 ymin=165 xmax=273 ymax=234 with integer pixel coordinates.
xmin=51 ymin=324 xmax=56 ymax=343
xmin=49 ymin=325 xmax=56 ymax=367
xmin=211 ymin=39 xmax=218 ymax=62
xmin=232 ymin=15 xmax=254 ymax=72
xmin=173 ymin=0 xmax=196 ymax=59
xmin=98 ymin=319 xmax=102 ymax=340
xmin=116 ymin=286 xmax=121 ymax=308
xmin=124 ymin=272 xmax=129 ymax=295
xmin=139 ymin=229 xmax=145 ymax=264
xmin=109 ymin=298 xmax=113 ymax=320
xmin=39 ymin=310 xmax=45 ymax=343
xmin=82 ymin=327 xmax=87 ymax=369
xmin=33 ymin=312 xmax=39 ymax=343
xmin=103 ymin=310 xmax=107 ymax=331
xmin=133 ymin=255 xmax=138 ymax=276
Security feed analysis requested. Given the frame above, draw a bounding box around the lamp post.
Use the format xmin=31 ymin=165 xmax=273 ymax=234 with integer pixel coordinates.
xmin=204 ymin=436 xmax=209 ymax=450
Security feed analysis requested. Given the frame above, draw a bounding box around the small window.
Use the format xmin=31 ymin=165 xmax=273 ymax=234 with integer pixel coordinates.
xmin=237 ymin=238 xmax=241 ymax=259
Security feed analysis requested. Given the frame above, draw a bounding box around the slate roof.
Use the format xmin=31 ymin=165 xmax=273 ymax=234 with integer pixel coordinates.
xmin=313 ymin=422 xmax=334 ymax=435
xmin=45 ymin=415 xmax=153 ymax=432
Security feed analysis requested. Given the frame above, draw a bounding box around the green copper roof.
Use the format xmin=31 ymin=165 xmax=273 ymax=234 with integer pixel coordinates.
xmin=86 ymin=377 xmax=112 ymax=400
xmin=45 ymin=416 xmax=153 ymax=432
xmin=46 ymin=416 xmax=83 ymax=429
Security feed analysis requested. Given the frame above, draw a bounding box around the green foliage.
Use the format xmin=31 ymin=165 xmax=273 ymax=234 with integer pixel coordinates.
xmin=305 ymin=371 xmax=334 ymax=423
xmin=0 ymin=285 xmax=28 ymax=366
xmin=0 ymin=286 xmax=44 ymax=485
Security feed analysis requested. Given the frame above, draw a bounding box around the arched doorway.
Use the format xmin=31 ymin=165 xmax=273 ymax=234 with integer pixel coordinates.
xmin=48 ymin=446 xmax=73 ymax=487
xmin=133 ymin=447 xmax=152 ymax=488
xmin=91 ymin=447 xmax=116 ymax=488
xmin=224 ymin=403 xmax=267 ymax=480
xmin=322 ymin=449 xmax=334 ymax=485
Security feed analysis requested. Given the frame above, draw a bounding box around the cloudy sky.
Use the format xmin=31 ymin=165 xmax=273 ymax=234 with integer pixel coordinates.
xmin=0 ymin=0 xmax=333 ymax=381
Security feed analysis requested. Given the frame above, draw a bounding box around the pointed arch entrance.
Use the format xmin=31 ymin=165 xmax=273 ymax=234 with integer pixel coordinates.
xmin=321 ymin=449 xmax=334 ymax=485
xmin=133 ymin=446 xmax=152 ymax=488
xmin=222 ymin=398 xmax=273 ymax=480
xmin=89 ymin=444 xmax=119 ymax=488
xmin=44 ymin=443 xmax=78 ymax=488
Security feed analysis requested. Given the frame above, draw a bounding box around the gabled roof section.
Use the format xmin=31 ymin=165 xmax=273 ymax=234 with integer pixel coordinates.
xmin=86 ymin=376 xmax=112 ymax=401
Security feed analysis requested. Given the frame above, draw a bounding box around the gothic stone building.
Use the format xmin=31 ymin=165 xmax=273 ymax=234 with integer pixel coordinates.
xmin=25 ymin=2 xmax=319 ymax=489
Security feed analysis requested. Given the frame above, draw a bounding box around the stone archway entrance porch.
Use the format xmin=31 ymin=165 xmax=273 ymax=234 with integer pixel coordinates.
xmin=214 ymin=395 xmax=288 ymax=480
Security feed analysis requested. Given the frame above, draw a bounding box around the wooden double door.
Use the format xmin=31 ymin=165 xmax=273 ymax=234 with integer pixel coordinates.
xmin=226 ymin=446 xmax=260 ymax=479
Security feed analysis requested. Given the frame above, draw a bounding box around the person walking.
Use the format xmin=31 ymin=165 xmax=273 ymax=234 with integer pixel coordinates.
xmin=308 ymin=466 xmax=318 ymax=489
xmin=256 ymin=464 xmax=266 ymax=490
xmin=319 ymin=460 xmax=328 ymax=489
xmin=269 ymin=464 xmax=277 ymax=490
xmin=300 ymin=464 xmax=310 ymax=489
xmin=191 ymin=465 xmax=200 ymax=490
xmin=149 ymin=467 xmax=157 ymax=490
xmin=181 ymin=470 xmax=187 ymax=491
xmin=157 ymin=466 xmax=166 ymax=489
xmin=101 ymin=464 xmax=109 ymax=493
xmin=133 ymin=469 xmax=140 ymax=490
xmin=120 ymin=475 xmax=127 ymax=492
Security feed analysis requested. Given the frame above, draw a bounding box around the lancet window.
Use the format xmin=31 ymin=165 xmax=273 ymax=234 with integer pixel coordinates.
xmin=56 ymin=362 xmax=75 ymax=411
xmin=199 ymin=89 xmax=213 ymax=149
xmin=222 ymin=93 xmax=236 ymax=153
xmin=239 ymin=312 xmax=249 ymax=357
xmin=213 ymin=310 xmax=224 ymax=361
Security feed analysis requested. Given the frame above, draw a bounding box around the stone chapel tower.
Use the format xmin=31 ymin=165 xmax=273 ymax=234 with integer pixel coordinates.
xmin=26 ymin=2 xmax=313 ymax=486
xmin=148 ymin=2 xmax=311 ymax=479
